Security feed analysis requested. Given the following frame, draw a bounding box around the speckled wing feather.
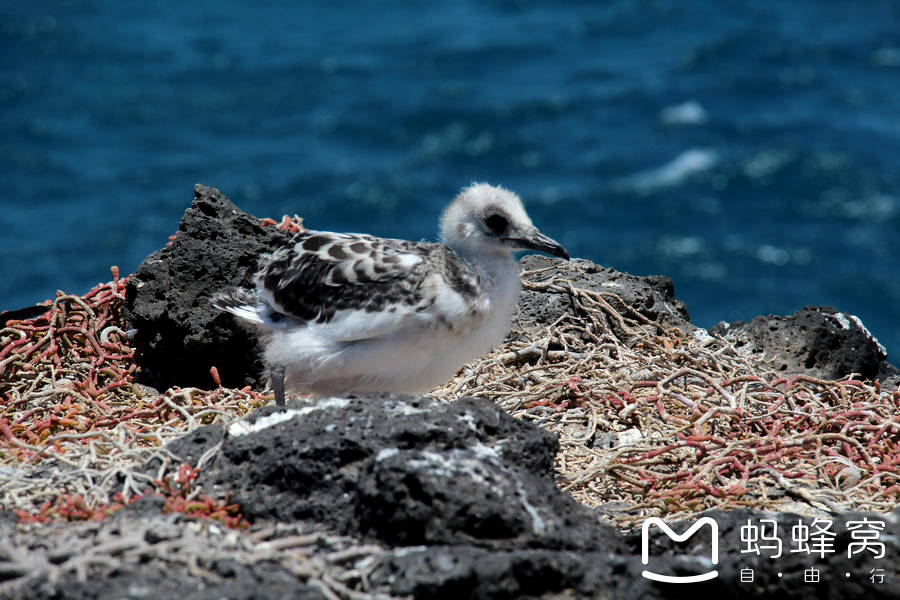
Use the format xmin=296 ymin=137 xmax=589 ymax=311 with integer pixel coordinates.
xmin=256 ymin=230 xmax=479 ymax=325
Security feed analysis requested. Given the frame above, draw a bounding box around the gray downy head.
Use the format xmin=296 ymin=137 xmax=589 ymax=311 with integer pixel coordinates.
xmin=439 ymin=183 xmax=569 ymax=260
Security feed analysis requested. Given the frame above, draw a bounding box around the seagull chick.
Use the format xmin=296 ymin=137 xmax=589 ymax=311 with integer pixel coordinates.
xmin=215 ymin=183 xmax=569 ymax=405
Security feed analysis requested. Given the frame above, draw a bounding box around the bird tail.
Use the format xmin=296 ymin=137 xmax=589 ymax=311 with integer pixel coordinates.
xmin=212 ymin=288 xmax=266 ymax=325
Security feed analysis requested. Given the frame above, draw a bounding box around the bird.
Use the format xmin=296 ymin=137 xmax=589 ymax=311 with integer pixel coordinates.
xmin=214 ymin=183 xmax=569 ymax=405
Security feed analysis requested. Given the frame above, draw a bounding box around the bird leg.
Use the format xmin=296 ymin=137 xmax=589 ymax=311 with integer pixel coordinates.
xmin=271 ymin=366 xmax=286 ymax=406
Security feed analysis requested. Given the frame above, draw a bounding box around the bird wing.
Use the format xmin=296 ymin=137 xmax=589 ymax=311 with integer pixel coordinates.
xmin=256 ymin=231 xmax=442 ymax=340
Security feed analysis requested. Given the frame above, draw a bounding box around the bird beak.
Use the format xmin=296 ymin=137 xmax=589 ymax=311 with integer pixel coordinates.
xmin=504 ymin=229 xmax=570 ymax=260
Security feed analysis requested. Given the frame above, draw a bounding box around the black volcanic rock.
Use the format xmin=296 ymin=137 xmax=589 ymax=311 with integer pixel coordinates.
xmin=123 ymin=184 xmax=292 ymax=391
xmin=371 ymin=545 xmax=636 ymax=600
xmin=710 ymin=305 xmax=897 ymax=381
xmin=355 ymin=444 xmax=607 ymax=551
xmin=184 ymin=394 xmax=621 ymax=552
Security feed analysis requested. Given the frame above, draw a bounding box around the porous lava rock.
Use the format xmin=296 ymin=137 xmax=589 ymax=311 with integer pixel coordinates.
xmin=123 ymin=184 xmax=292 ymax=391
xmin=710 ymin=306 xmax=897 ymax=381
xmin=173 ymin=394 xmax=620 ymax=553
xmin=371 ymin=545 xmax=637 ymax=600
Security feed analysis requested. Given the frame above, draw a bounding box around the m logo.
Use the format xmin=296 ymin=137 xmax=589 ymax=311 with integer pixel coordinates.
xmin=641 ymin=517 xmax=719 ymax=583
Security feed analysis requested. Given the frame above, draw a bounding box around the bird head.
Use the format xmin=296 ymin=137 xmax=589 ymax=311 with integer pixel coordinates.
xmin=439 ymin=183 xmax=569 ymax=260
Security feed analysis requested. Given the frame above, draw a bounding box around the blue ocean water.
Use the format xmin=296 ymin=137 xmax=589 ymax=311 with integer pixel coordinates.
xmin=3 ymin=0 xmax=900 ymax=360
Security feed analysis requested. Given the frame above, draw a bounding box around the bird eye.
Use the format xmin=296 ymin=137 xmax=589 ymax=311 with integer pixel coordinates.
xmin=485 ymin=214 xmax=509 ymax=235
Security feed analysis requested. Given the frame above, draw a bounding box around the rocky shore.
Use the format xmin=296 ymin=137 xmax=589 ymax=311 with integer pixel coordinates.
xmin=2 ymin=185 xmax=899 ymax=599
